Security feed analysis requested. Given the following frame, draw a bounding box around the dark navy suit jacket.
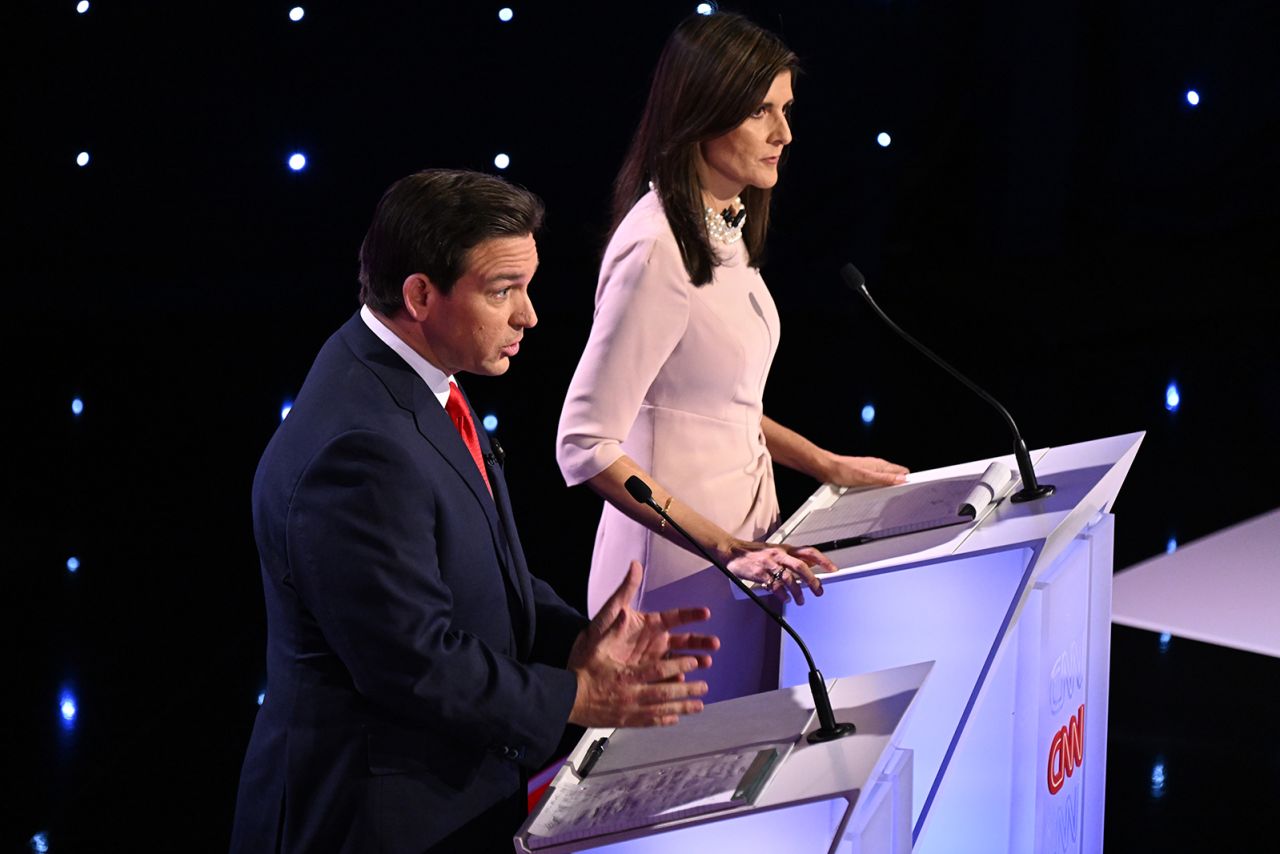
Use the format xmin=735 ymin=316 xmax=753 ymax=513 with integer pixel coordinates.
xmin=230 ymin=313 xmax=586 ymax=852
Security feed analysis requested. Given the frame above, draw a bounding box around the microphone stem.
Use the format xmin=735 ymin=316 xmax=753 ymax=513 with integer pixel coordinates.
xmin=626 ymin=476 xmax=855 ymax=741
xmin=647 ymin=500 xmax=820 ymax=674
xmin=641 ymin=498 xmax=861 ymax=743
xmin=858 ymin=286 xmax=1044 ymax=491
xmin=859 ymin=287 xmax=1021 ymax=438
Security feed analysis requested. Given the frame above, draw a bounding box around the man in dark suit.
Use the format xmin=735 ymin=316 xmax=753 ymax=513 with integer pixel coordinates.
xmin=230 ymin=170 xmax=717 ymax=853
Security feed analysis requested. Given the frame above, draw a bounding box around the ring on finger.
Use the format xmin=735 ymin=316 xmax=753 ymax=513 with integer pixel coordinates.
xmin=768 ymin=568 xmax=785 ymax=583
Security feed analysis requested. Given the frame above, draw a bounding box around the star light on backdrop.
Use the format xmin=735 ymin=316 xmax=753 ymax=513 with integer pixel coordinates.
xmin=1150 ymin=759 xmax=1167 ymax=798
xmin=60 ymin=691 xmax=78 ymax=728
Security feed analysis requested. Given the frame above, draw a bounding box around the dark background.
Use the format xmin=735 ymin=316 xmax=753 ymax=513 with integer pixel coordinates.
xmin=9 ymin=1 xmax=1279 ymax=850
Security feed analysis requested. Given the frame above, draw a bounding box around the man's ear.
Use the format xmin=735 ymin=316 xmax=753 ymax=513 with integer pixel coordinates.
xmin=401 ymin=273 xmax=436 ymax=322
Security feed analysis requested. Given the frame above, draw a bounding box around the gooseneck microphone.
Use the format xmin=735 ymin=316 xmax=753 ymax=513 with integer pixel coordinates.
xmin=840 ymin=263 xmax=1054 ymax=504
xmin=623 ymin=476 xmax=856 ymax=744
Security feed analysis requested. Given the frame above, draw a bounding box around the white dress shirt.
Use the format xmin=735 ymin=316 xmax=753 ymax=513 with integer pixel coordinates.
xmin=360 ymin=304 xmax=453 ymax=409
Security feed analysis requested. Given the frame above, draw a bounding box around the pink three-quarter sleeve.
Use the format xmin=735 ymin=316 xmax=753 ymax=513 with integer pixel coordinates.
xmin=556 ymin=235 xmax=692 ymax=486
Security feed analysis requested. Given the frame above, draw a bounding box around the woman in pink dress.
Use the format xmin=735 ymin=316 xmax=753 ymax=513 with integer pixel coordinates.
xmin=557 ymin=12 xmax=906 ymax=696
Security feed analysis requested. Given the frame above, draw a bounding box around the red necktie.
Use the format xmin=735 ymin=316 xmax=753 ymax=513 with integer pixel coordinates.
xmin=445 ymin=381 xmax=492 ymax=496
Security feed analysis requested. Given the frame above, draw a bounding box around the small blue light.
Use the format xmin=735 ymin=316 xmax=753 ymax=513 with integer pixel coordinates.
xmin=860 ymin=404 xmax=876 ymax=425
xmin=76 ymin=1 xmax=90 ymax=13
xmin=696 ymin=2 xmax=715 ymax=15
xmin=1158 ymin=631 xmax=1172 ymax=652
xmin=494 ymin=153 xmax=510 ymax=170
xmin=289 ymin=6 xmax=305 ymax=22
xmin=482 ymin=414 xmax=498 ymax=432
xmin=71 ymin=397 xmax=84 ymax=415
xmin=30 ymin=832 xmax=50 ymax=854
xmin=877 ymin=132 xmax=892 ymax=148
xmin=280 ymin=401 xmax=293 ymax=421
xmin=67 ymin=556 xmax=80 ymax=573
xmin=1185 ymin=89 xmax=1200 ymax=107
xmin=1150 ymin=759 xmax=1166 ymax=798
xmin=498 ymin=7 xmax=514 ymax=22
xmin=76 ymin=151 xmax=90 ymax=167
xmin=1166 ymin=536 xmax=1177 ymax=554
xmin=1164 ymin=381 xmax=1180 ymax=412
xmin=288 ymin=152 xmax=307 ymax=171
xmin=257 ymin=692 xmax=266 ymax=706
xmin=60 ymin=692 xmax=77 ymax=723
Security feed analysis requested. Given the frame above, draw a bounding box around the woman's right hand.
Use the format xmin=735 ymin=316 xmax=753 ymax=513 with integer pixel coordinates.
xmin=723 ymin=540 xmax=836 ymax=605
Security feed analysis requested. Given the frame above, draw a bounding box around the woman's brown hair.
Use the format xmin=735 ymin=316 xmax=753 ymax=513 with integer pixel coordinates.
xmin=611 ymin=12 xmax=798 ymax=285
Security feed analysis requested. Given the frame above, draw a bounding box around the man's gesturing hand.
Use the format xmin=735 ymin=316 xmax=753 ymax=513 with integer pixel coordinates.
xmin=567 ymin=561 xmax=719 ymax=728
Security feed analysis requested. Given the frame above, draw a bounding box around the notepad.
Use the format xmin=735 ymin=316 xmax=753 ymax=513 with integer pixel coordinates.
xmin=787 ymin=461 xmax=1013 ymax=549
xmin=525 ymin=745 xmax=784 ymax=849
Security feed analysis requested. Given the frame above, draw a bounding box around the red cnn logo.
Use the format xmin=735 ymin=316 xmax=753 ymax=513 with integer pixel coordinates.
xmin=1046 ymin=703 xmax=1085 ymax=795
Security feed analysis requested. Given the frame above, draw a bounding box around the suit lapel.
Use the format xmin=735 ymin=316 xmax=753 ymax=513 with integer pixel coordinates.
xmin=340 ymin=314 xmax=531 ymax=649
xmin=476 ymin=428 xmax=537 ymax=659
xmin=408 ymin=381 xmax=501 ymax=523
xmin=418 ymin=383 xmax=533 ymax=654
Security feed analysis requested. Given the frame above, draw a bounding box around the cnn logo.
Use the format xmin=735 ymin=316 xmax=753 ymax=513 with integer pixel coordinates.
xmin=1046 ymin=703 xmax=1085 ymax=795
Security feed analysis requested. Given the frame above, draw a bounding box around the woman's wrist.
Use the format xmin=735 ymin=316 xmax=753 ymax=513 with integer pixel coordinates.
xmin=712 ymin=536 xmax=745 ymax=566
xmin=808 ymin=448 xmax=839 ymax=483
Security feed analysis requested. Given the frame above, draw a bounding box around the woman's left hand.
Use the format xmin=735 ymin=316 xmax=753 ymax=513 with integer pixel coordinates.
xmin=824 ymin=454 xmax=909 ymax=488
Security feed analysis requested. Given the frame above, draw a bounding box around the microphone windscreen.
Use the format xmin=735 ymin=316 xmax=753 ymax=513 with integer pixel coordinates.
xmin=840 ymin=263 xmax=866 ymax=292
xmin=624 ymin=476 xmax=653 ymax=504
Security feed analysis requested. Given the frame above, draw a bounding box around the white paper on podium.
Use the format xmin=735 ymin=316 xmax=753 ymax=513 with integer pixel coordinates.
xmin=526 ymin=744 xmax=784 ymax=849
xmin=518 ymin=664 xmax=932 ymax=853
xmin=783 ymin=462 xmax=1013 ymax=548
xmin=589 ymin=684 xmax=814 ymax=776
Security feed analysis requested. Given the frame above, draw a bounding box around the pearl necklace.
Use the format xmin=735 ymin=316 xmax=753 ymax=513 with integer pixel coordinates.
xmin=704 ymin=197 xmax=746 ymax=244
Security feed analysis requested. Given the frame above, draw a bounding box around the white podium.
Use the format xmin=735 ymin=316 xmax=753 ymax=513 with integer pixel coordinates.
xmin=766 ymin=432 xmax=1143 ymax=853
xmin=515 ymin=662 xmax=932 ymax=854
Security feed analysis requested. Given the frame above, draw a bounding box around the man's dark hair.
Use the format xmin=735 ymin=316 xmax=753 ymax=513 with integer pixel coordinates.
xmin=358 ymin=169 xmax=545 ymax=313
